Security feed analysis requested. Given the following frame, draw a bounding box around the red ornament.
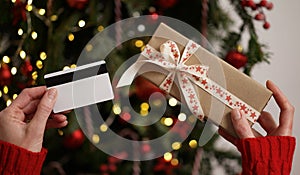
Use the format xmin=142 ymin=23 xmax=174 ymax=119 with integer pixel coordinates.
xmin=20 ymin=59 xmax=33 ymax=76
xmin=63 ymin=129 xmax=85 ymax=149
xmin=156 ymin=0 xmax=178 ymax=9
xmin=66 ymin=0 xmax=89 ymax=10
xmin=0 ymin=64 xmax=12 ymax=86
xmin=225 ymin=50 xmax=248 ymax=69
xmin=263 ymin=21 xmax=270 ymax=29
xmin=133 ymin=76 xmax=165 ymax=101
xmin=254 ymin=13 xmax=265 ymax=20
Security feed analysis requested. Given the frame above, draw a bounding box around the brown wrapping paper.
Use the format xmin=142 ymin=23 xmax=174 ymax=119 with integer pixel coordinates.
xmin=137 ymin=23 xmax=272 ymax=137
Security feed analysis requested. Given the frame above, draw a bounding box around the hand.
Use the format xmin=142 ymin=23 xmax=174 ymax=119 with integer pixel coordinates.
xmin=0 ymin=86 xmax=68 ymax=152
xmin=219 ymin=80 xmax=295 ymax=146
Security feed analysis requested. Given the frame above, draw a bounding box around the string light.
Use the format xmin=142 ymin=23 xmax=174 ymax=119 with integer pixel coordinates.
xmin=50 ymin=15 xmax=58 ymax=21
xmin=168 ymin=97 xmax=177 ymax=107
xmin=31 ymin=31 xmax=38 ymax=40
xmin=99 ymin=124 xmax=108 ymax=132
xmin=170 ymin=158 xmax=179 ymax=166
xmin=32 ymin=71 xmax=38 ymax=80
xmin=97 ymin=25 xmax=104 ymax=32
xmin=6 ymin=99 xmax=12 ymax=106
xmin=11 ymin=0 xmax=16 ymax=3
xmin=19 ymin=50 xmax=26 ymax=59
xmin=189 ymin=140 xmax=198 ymax=148
xmin=11 ymin=67 xmax=17 ymax=75
xmin=26 ymin=4 xmax=33 ymax=12
xmin=121 ymin=112 xmax=131 ymax=121
xmin=164 ymin=117 xmax=173 ymax=126
xmin=63 ymin=66 xmax=70 ymax=70
xmin=13 ymin=94 xmax=18 ymax=99
xmin=85 ymin=44 xmax=93 ymax=52
xmin=2 ymin=56 xmax=10 ymax=63
xmin=137 ymin=24 xmax=145 ymax=32
xmin=18 ymin=28 xmax=23 ymax=36
xmin=38 ymin=9 xmax=46 ymax=16
xmin=0 ymin=91 xmax=2 ymax=98
xmin=171 ymin=142 xmax=181 ymax=150
xmin=68 ymin=33 xmax=75 ymax=41
xmin=70 ymin=64 xmax=77 ymax=68
xmin=140 ymin=110 xmax=148 ymax=116
xmin=112 ymin=103 xmax=122 ymax=115
xmin=3 ymin=86 xmax=8 ymax=94
xmin=78 ymin=20 xmax=86 ymax=28
xmin=36 ymin=60 xmax=43 ymax=69
xmin=135 ymin=40 xmax=144 ymax=48
xmin=27 ymin=0 xmax=33 ymax=5
xmin=163 ymin=152 xmax=172 ymax=162
xmin=57 ymin=129 xmax=64 ymax=136
xmin=178 ymin=113 xmax=187 ymax=121
xmin=140 ymin=102 xmax=149 ymax=111
xmin=92 ymin=134 xmax=100 ymax=144
xmin=40 ymin=52 xmax=47 ymax=60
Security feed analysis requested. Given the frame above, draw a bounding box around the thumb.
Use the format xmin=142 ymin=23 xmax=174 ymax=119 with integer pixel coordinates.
xmin=29 ymin=88 xmax=57 ymax=133
xmin=231 ymin=109 xmax=255 ymax=139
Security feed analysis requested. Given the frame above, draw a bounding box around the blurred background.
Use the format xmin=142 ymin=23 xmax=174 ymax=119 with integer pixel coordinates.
xmin=0 ymin=0 xmax=298 ymax=174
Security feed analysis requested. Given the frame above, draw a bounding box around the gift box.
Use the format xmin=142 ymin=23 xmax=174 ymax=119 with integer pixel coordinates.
xmin=118 ymin=23 xmax=272 ymax=137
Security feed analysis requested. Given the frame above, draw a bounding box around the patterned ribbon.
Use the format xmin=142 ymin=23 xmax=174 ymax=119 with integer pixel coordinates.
xmin=117 ymin=40 xmax=260 ymax=123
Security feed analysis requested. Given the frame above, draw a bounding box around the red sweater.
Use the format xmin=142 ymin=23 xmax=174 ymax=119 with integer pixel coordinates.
xmin=0 ymin=136 xmax=296 ymax=175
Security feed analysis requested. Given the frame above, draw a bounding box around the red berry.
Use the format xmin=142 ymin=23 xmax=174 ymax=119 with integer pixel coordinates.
xmin=266 ymin=2 xmax=273 ymax=10
xmin=246 ymin=0 xmax=255 ymax=8
xmin=259 ymin=0 xmax=267 ymax=7
xmin=254 ymin=13 xmax=265 ymax=20
xmin=263 ymin=21 xmax=270 ymax=29
xmin=241 ymin=0 xmax=247 ymax=7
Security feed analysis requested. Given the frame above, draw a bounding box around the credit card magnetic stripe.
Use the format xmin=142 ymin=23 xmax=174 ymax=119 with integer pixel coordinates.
xmin=45 ymin=63 xmax=107 ymax=87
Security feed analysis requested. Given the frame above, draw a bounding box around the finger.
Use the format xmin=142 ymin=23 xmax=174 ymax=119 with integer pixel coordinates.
xmin=28 ymin=88 xmax=57 ymax=133
xmin=11 ymin=86 xmax=47 ymax=109
xmin=257 ymin=111 xmax=278 ymax=134
xmin=266 ymin=80 xmax=294 ymax=131
xmin=46 ymin=119 xmax=68 ymax=129
xmin=231 ymin=109 xmax=255 ymax=139
xmin=218 ymin=128 xmax=238 ymax=146
xmin=22 ymin=99 xmax=40 ymax=115
xmin=50 ymin=114 xmax=67 ymax=123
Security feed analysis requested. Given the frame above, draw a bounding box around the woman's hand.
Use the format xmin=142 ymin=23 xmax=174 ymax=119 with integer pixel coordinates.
xmin=219 ymin=80 xmax=294 ymax=145
xmin=0 ymin=86 xmax=68 ymax=152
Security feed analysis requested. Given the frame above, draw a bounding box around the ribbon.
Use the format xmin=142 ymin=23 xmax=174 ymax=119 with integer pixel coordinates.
xmin=117 ymin=40 xmax=260 ymax=123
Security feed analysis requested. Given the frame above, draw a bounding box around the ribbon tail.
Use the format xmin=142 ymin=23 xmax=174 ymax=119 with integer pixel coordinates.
xmin=198 ymin=120 xmax=218 ymax=146
xmin=117 ymin=61 xmax=144 ymax=88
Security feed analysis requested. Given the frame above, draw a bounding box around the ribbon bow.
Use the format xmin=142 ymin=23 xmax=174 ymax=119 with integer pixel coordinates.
xmin=117 ymin=40 xmax=260 ymax=123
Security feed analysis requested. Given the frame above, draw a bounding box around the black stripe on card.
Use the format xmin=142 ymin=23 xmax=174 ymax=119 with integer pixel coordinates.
xmin=45 ymin=63 xmax=107 ymax=87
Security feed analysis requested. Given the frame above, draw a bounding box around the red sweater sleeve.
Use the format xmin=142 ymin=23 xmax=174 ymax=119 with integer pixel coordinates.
xmin=237 ymin=136 xmax=296 ymax=175
xmin=0 ymin=140 xmax=47 ymax=175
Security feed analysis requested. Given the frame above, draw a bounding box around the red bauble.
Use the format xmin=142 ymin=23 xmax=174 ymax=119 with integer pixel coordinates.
xmin=66 ymin=0 xmax=89 ymax=10
xmin=156 ymin=0 xmax=178 ymax=9
xmin=12 ymin=0 xmax=27 ymax=25
xmin=134 ymin=76 xmax=164 ymax=100
xmin=0 ymin=64 xmax=12 ymax=86
xmin=225 ymin=50 xmax=248 ymax=69
xmin=20 ymin=59 xmax=33 ymax=76
xmin=263 ymin=21 xmax=270 ymax=29
xmin=63 ymin=129 xmax=85 ymax=149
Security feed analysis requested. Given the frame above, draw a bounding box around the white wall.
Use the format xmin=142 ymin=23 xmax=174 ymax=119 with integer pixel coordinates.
xmin=252 ymin=1 xmax=300 ymax=174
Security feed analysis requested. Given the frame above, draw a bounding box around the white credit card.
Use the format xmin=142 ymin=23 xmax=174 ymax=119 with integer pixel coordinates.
xmin=44 ymin=61 xmax=114 ymax=113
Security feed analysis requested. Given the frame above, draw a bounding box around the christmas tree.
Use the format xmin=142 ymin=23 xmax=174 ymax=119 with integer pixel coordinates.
xmin=0 ymin=0 xmax=273 ymax=174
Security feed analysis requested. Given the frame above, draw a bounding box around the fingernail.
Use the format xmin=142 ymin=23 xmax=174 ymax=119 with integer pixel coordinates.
xmin=48 ymin=88 xmax=57 ymax=100
xmin=232 ymin=109 xmax=241 ymax=120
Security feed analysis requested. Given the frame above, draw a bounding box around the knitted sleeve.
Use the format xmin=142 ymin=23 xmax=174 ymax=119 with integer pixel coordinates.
xmin=0 ymin=140 xmax=47 ymax=175
xmin=237 ymin=136 xmax=296 ymax=175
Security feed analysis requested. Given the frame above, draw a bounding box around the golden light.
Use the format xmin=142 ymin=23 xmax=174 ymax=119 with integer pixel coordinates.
xmin=85 ymin=44 xmax=93 ymax=52
xmin=36 ymin=60 xmax=43 ymax=69
xmin=31 ymin=31 xmax=38 ymax=40
xmin=3 ymin=86 xmax=9 ymax=94
xmin=140 ymin=102 xmax=149 ymax=111
xmin=113 ymin=104 xmax=122 ymax=115
xmin=163 ymin=152 xmax=172 ymax=162
xmin=18 ymin=28 xmax=23 ymax=36
xmin=140 ymin=110 xmax=148 ymax=116
xmin=58 ymin=129 xmax=64 ymax=136
xmin=26 ymin=5 xmax=33 ymax=11
xmin=168 ymin=97 xmax=177 ymax=107
xmin=13 ymin=94 xmax=18 ymax=100
xmin=11 ymin=0 xmax=16 ymax=3
xmin=40 ymin=52 xmax=47 ymax=60
xmin=135 ymin=40 xmax=144 ymax=48
xmin=100 ymin=124 xmax=108 ymax=132
xmin=27 ymin=0 xmax=33 ymax=5
xmin=97 ymin=25 xmax=104 ymax=32
xmin=3 ymin=56 xmax=10 ymax=63
xmin=19 ymin=50 xmax=26 ymax=59
xmin=70 ymin=64 xmax=77 ymax=68
xmin=92 ymin=134 xmax=100 ymax=144
xmin=78 ymin=20 xmax=86 ymax=28
xmin=189 ymin=140 xmax=198 ymax=148
xmin=0 ymin=91 xmax=2 ymax=98
xmin=164 ymin=117 xmax=173 ymax=126
xmin=38 ymin=9 xmax=46 ymax=16
xmin=11 ymin=67 xmax=17 ymax=75
xmin=50 ymin=15 xmax=58 ymax=21
xmin=63 ymin=66 xmax=70 ymax=70
xmin=170 ymin=158 xmax=179 ymax=166
xmin=68 ymin=33 xmax=75 ymax=41
xmin=6 ymin=99 xmax=12 ymax=107
xmin=32 ymin=71 xmax=38 ymax=80
xmin=172 ymin=142 xmax=181 ymax=150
